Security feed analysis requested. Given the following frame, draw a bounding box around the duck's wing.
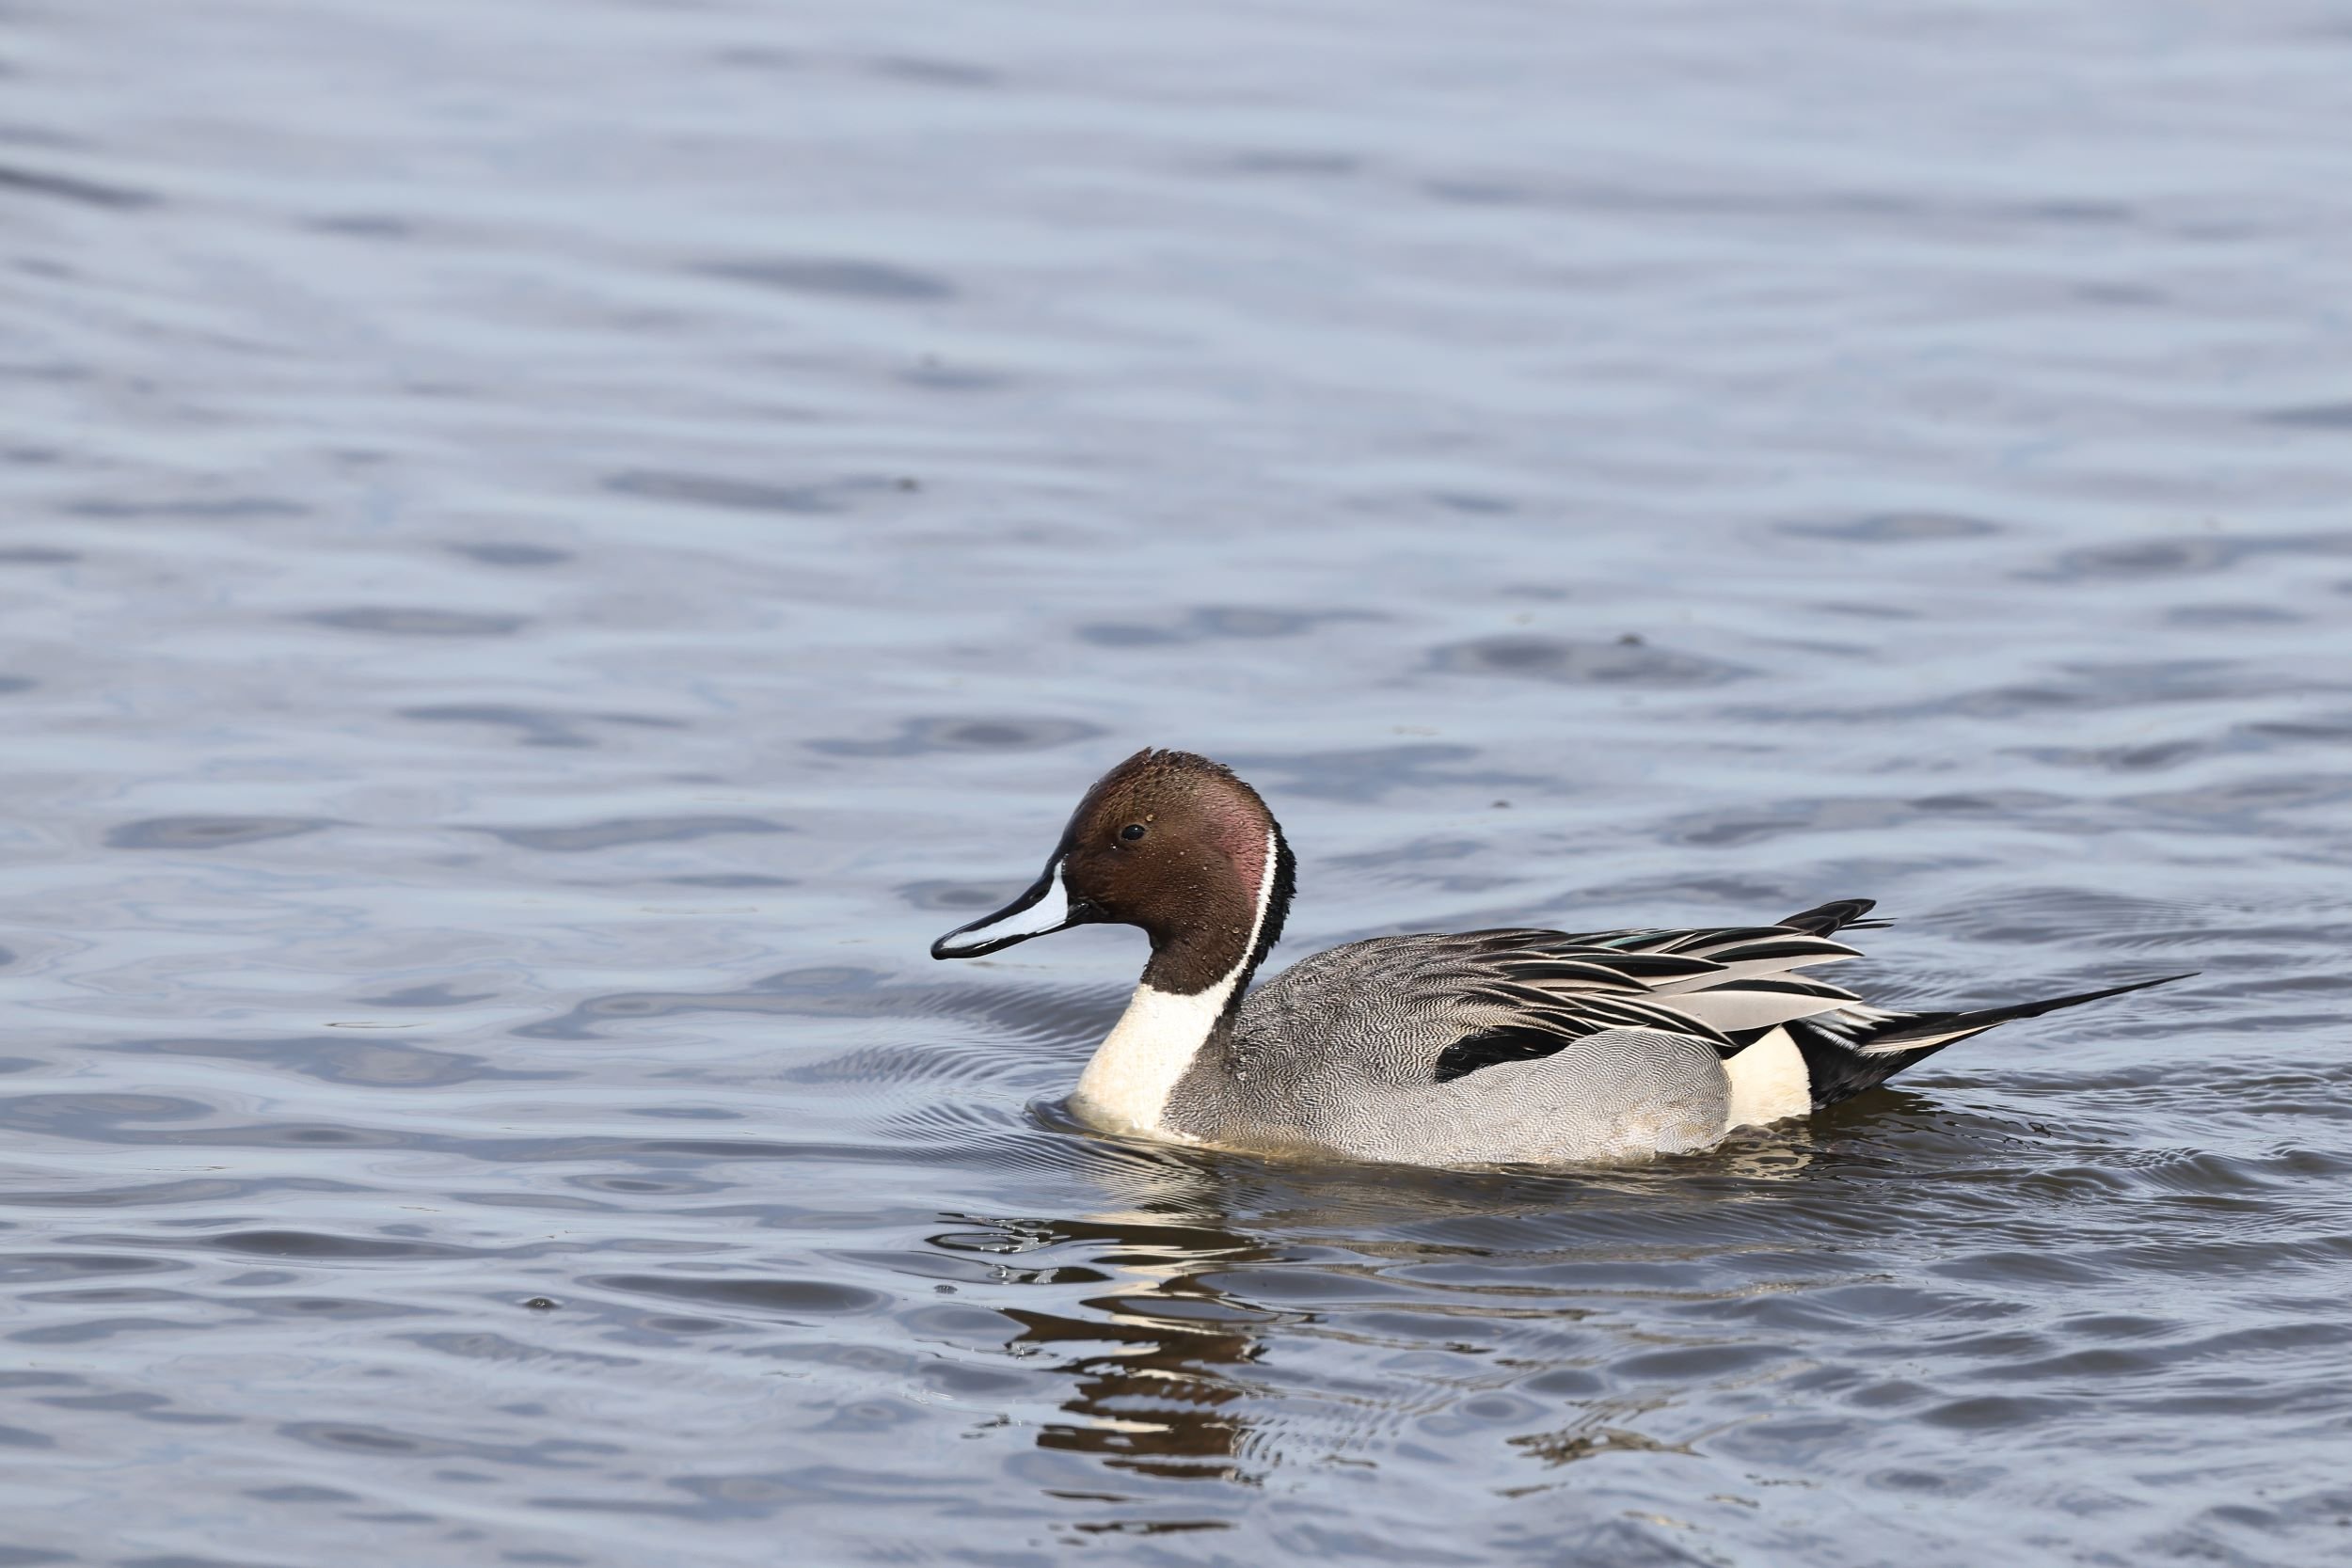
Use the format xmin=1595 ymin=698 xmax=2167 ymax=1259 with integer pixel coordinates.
xmin=1240 ymin=904 xmax=1880 ymax=1089
xmin=1421 ymin=920 xmax=1877 ymax=1081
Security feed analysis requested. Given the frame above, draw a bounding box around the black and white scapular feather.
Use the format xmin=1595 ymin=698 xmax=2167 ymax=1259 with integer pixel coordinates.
xmin=1418 ymin=898 xmax=2176 ymax=1098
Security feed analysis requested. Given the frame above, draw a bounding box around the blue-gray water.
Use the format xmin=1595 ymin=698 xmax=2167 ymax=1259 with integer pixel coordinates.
xmin=6 ymin=2 xmax=2352 ymax=1563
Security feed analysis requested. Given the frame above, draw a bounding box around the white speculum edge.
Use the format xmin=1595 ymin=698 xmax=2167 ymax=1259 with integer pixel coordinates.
xmin=1071 ymin=829 xmax=1279 ymax=1141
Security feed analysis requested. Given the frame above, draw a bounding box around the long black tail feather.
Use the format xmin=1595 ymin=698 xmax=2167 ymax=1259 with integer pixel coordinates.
xmin=1790 ymin=971 xmax=2195 ymax=1108
xmin=1866 ymin=973 xmax=2194 ymax=1050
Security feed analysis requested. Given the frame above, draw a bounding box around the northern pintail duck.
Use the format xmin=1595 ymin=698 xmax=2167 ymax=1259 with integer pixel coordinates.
xmin=931 ymin=749 xmax=2185 ymax=1166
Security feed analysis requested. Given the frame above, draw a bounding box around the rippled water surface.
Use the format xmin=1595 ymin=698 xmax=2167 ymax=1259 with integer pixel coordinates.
xmin=7 ymin=2 xmax=2352 ymax=1563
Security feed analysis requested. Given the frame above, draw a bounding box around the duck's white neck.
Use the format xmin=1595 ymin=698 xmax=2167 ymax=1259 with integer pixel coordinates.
xmin=1070 ymin=828 xmax=1279 ymax=1140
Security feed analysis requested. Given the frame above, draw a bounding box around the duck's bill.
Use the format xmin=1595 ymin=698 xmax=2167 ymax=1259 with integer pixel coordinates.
xmin=930 ymin=861 xmax=1097 ymax=958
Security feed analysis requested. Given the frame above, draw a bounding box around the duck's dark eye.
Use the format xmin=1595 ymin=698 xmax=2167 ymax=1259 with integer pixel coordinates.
xmin=1120 ymin=823 xmax=1148 ymax=843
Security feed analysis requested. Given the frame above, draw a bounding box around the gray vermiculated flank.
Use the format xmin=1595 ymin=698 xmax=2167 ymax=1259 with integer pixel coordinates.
xmin=1167 ymin=932 xmax=1737 ymax=1164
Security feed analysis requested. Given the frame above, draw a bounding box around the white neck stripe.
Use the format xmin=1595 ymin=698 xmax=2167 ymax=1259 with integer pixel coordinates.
xmin=1229 ymin=825 xmax=1280 ymax=991
xmin=1069 ymin=827 xmax=1279 ymax=1139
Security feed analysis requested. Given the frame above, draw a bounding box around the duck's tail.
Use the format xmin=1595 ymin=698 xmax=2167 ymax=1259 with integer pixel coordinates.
xmin=1781 ymin=972 xmax=2194 ymax=1108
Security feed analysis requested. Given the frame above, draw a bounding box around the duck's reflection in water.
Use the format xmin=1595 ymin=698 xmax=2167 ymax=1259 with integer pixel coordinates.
xmin=930 ymin=1126 xmax=1833 ymax=1483
xmin=933 ymin=1200 xmax=1280 ymax=1480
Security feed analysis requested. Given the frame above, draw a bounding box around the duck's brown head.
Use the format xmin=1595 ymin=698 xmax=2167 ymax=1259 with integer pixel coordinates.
xmin=930 ymin=748 xmax=1295 ymax=995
